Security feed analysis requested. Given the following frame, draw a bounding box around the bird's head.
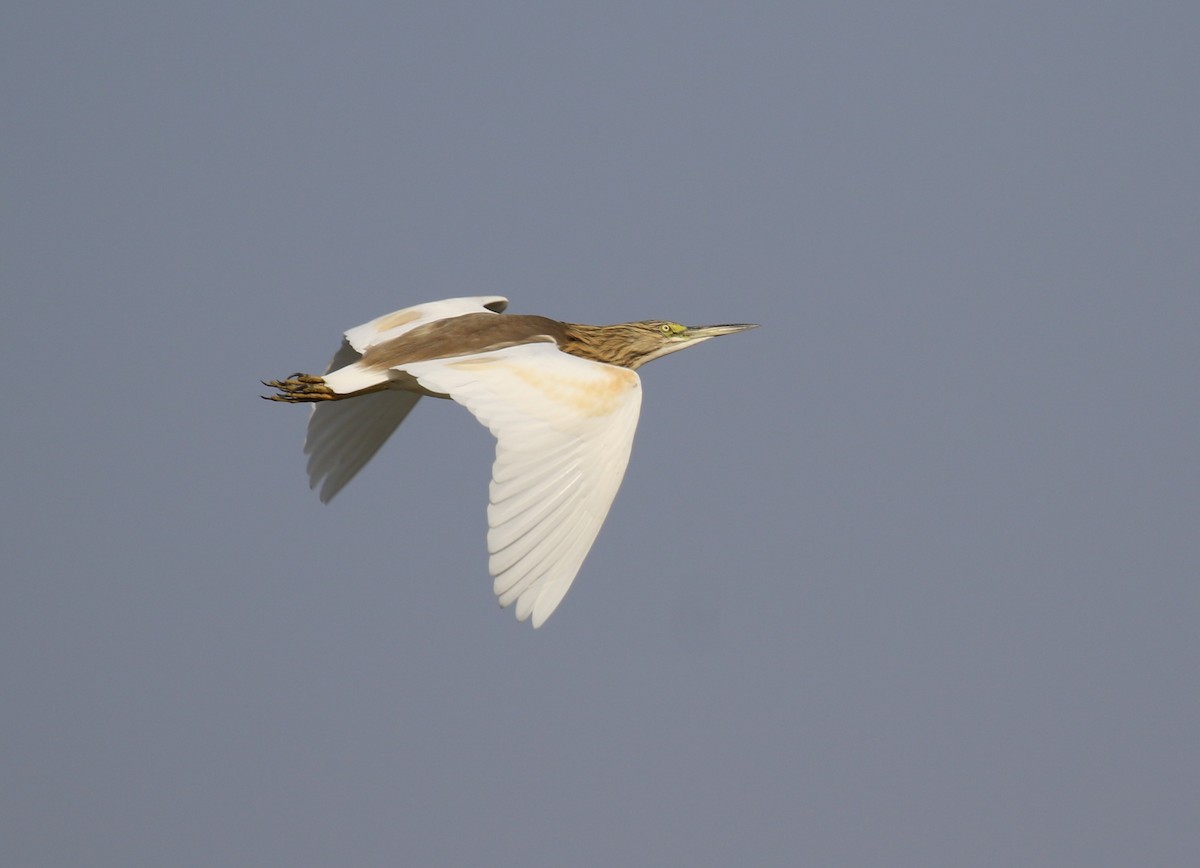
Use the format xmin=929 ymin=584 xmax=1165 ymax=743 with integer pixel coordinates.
xmin=567 ymin=319 xmax=759 ymax=369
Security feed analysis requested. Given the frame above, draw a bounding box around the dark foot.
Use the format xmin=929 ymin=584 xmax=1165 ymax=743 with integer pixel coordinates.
xmin=261 ymin=373 xmax=337 ymax=402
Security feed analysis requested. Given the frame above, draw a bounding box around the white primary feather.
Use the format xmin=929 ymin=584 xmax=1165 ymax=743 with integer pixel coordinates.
xmin=305 ymin=390 xmax=421 ymax=502
xmin=402 ymin=343 xmax=643 ymax=627
xmin=304 ymin=296 xmax=508 ymax=501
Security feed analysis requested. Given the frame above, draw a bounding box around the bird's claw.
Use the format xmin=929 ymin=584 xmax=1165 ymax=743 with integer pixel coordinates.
xmin=261 ymin=374 xmax=336 ymax=402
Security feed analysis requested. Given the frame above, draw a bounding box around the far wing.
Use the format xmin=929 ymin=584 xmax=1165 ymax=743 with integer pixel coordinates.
xmin=305 ymin=389 xmax=420 ymax=502
xmin=343 ymin=296 xmax=508 ymax=355
xmin=304 ymin=296 xmax=508 ymax=501
xmin=403 ymin=343 xmax=643 ymax=627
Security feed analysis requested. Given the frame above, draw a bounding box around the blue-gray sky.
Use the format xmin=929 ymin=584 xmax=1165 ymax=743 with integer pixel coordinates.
xmin=3 ymin=2 xmax=1197 ymax=865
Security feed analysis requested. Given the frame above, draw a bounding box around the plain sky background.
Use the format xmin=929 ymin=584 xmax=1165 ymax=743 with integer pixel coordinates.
xmin=3 ymin=2 xmax=1197 ymax=865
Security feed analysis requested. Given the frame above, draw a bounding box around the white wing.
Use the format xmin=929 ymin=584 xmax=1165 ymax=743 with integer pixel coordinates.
xmin=305 ymin=389 xmax=421 ymax=502
xmin=403 ymin=343 xmax=643 ymax=627
xmin=342 ymin=296 xmax=508 ymax=355
xmin=304 ymin=296 xmax=508 ymax=501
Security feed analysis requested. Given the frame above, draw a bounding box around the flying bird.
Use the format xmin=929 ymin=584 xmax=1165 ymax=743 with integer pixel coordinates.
xmin=264 ymin=296 xmax=756 ymax=627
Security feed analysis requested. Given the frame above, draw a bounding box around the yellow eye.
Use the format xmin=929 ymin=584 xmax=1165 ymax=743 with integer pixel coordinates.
xmin=660 ymin=323 xmax=673 ymax=334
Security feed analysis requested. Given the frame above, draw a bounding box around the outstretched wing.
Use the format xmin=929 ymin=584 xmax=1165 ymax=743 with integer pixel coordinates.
xmin=305 ymin=296 xmax=508 ymax=502
xmin=403 ymin=343 xmax=643 ymax=627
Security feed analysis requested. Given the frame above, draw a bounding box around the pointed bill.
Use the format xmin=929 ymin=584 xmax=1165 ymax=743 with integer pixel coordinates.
xmin=686 ymin=323 xmax=760 ymax=338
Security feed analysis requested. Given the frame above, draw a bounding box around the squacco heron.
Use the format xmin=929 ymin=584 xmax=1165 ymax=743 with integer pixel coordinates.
xmin=264 ymin=296 xmax=757 ymax=627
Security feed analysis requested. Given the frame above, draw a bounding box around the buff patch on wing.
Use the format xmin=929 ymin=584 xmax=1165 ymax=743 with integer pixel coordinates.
xmin=373 ymin=309 xmax=423 ymax=332
xmin=447 ymin=355 xmax=638 ymax=418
